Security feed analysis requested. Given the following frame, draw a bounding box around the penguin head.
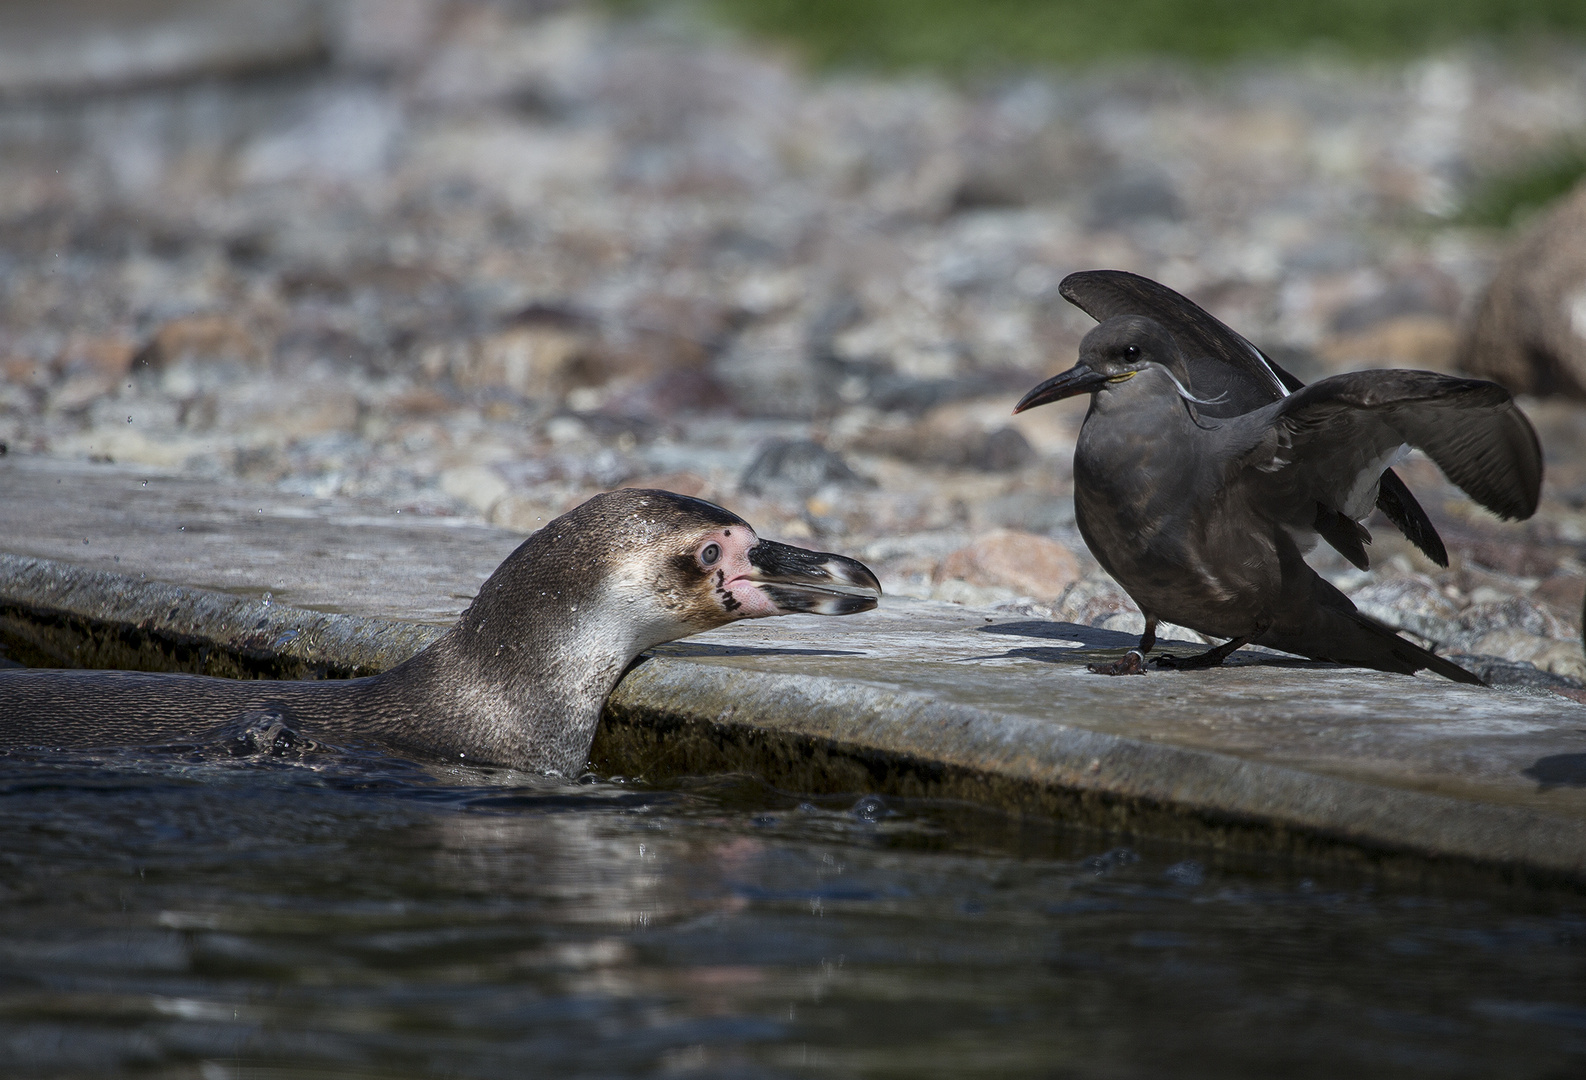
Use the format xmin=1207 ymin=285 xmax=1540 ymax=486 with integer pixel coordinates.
xmin=549 ymin=489 xmax=881 ymax=650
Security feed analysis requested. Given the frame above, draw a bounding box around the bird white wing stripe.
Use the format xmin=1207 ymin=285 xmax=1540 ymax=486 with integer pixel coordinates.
xmin=1247 ymin=341 xmax=1290 ymax=397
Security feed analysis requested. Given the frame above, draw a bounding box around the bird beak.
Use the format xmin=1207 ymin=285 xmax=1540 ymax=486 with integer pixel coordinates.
xmin=746 ymin=539 xmax=882 ymax=615
xmin=1013 ymin=361 xmax=1111 ymax=413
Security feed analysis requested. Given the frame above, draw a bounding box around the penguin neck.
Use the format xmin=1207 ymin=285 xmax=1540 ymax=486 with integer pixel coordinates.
xmin=368 ymin=537 xmax=642 ymax=775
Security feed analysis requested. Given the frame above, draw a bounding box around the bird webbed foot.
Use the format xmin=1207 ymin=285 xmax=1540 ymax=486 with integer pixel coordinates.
xmin=1087 ymin=650 xmax=1148 ymax=676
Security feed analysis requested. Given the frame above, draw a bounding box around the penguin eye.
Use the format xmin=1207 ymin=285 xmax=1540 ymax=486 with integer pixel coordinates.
xmin=1123 ymin=345 xmax=1140 ymax=360
xmin=699 ymin=542 xmax=722 ymax=566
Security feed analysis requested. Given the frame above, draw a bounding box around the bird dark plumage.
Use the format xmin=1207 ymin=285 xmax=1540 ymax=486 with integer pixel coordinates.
xmin=1059 ymin=269 xmax=1450 ymax=567
xmin=0 ymin=489 xmax=882 ymax=772
xmin=1014 ymin=297 xmax=1544 ymax=685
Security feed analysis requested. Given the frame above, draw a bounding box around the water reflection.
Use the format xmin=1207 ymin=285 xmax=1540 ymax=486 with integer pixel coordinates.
xmin=0 ymin=745 xmax=1584 ymax=1078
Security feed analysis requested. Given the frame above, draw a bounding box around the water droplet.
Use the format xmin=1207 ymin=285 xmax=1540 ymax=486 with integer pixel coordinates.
xmin=1084 ymin=847 xmax=1139 ymax=875
xmin=852 ymin=795 xmax=887 ymax=823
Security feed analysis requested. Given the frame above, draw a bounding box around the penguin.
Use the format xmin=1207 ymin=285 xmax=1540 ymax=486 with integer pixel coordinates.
xmin=0 ymin=489 xmax=882 ymax=773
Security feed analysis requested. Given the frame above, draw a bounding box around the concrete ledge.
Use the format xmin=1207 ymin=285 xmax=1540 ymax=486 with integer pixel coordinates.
xmin=6 ymin=456 xmax=1586 ymax=887
xmin=1 ymin=553 xmax=441 ymax=678
xmin=598 ymin=661 xmax=1586 ymax=882
xmin=5 ymin=548 xmax=1586 ymax=885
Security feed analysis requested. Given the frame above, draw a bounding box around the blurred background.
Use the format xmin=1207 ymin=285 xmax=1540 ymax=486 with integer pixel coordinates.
xmin=2 ymin=0 xmax=1584 ymax=673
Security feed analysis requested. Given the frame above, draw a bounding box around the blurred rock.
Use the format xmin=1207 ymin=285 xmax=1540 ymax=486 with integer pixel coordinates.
xmin=973 ymin=491 xmax=1076 ymax=533
xmin=229 ymin=381 xmax=360 ymax=442
xmin=1348 ymin=575 xmax=1461 ymax=646
xmin=47 ymin=374 xmax=113 ymax=414
xmin=1450 ymin=653 xmax=1585 ymax=691
xmin=1051 ymin=577 xmax=1138 ymax=628
xmin=1533 ymin=571 xmax=1586 ymax=623
xmin=0 ymin=0 xmax=324 ymax=95
xmin=332 ymin=0 xmax=442 ymax=70
xmin=620 ymin=471 xmax=709 ymax=499
xmin=1319 ymin=316 xmax=1457 ymax=372
xmin=1437 ymin=590 xmax=1584 ymax=677
xmin=862 ymin=375 xmax=1004 ymax=415
xmin=714 ymin=319 xmax=820 ymax=418
xmin=968 ymin=427 xmax=1034 ymax=471
xmin=237 ymin=87 xmax=404 ymax=186
xmin=1456 ymin=632 xmax=1585 ymax=681
xmin=44 ymin=333 xmax=134 ymax=412
xmin=439 ymin=464 xmax=509 ymax=516
xmin=58 ymin=332 xmax=137 ymax=378
xmin=452 ymin=325 xmax=593 ymax=401
xmin=931 ymin=578 xmax=1018 ymax=607
xmin=951 ymin=95 xmax=1094 ymax=210
xmin=934 ymin=529 xmax=1080 ymax=602
xmin=1088 ymin=170 xmax=1183 ymax=229
xmin=489 ymin=492 xmax=566 ymax=534
xmin=1456 ymin=182 xmax=1586 ymax=397
xmin=1452 ymin=593 xmax=1566 ymax=643
xmin=1330 ymin=274 xmax=1459 ymax=334
xmin=0 ymin=355 xmax=50 ymax=388
xmin=740 ymin=440 xmax=866 ymax=498
xmin=849 ymin=402 xmax=1039 ymax=471
xmin=596 ymin=368 xmax=734 ymax=421
xmin=135 ymin=316 xmax=261 ymax=372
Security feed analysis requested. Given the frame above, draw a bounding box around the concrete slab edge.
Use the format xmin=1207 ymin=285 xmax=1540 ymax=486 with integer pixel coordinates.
xmin=3 ymin=551 xmax=1582 ymax=885
xmin=602 ymin=661 xmax=1586 ymax=883
xmin=0 ymin=553 xmax=441 ymax=678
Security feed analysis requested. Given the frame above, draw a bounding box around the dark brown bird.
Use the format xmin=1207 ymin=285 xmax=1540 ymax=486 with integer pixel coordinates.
xmin=1057 ymin=269 xmax=1451 ymax=567
xmin=1014 ymin=297 xmax=1542 ymax=683
xmin=0 ymin=489 xmax=881 ymax=772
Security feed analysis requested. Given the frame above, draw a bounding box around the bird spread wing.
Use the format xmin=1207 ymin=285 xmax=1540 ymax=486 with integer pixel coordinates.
xmin=1232 ymin=370 xmax=1542 ymax=543
xmin=1059 ymin=269 xmax=1296 ymax=413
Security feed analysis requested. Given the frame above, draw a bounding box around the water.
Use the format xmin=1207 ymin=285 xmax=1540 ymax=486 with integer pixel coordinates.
xmin=2 ymin=742 xmax=1584 ymax=1079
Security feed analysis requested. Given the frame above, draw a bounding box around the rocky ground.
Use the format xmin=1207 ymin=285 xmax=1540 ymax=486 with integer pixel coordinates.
xmin=1 ymin=0 xmax=1583 ymax=684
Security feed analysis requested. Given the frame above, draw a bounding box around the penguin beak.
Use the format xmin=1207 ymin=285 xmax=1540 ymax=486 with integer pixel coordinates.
xmin=745 ymin=540 xmax=882 ymax=615
xmin=1013 ymin=361 xmax=1110 ymax=413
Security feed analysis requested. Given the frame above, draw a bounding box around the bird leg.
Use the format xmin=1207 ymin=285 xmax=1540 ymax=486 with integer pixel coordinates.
xmin=1085 ymin=618 xmax=1157 ymax=676
xmin=1152 ymin=634 xmax=1252 ymax=671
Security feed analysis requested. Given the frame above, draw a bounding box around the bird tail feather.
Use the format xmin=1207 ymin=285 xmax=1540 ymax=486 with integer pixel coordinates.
xmin=1258 ymin=587 xmax=1484 ymax=686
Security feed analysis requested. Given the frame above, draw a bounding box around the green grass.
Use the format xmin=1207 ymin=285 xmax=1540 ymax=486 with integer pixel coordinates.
xmin=631 ymin=0 xmax=1586 ymax=71
xmin=1457 ymin=144 xmax=1586 ymax=227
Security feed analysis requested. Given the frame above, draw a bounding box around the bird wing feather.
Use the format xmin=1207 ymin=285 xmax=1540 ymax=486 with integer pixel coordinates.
xmin=1233 ymin=370 xmax=1542 ymax=527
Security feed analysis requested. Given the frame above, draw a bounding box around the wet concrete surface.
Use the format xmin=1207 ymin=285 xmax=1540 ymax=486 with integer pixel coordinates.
xmin=5 ymin=453 xmax=1586 ymax=882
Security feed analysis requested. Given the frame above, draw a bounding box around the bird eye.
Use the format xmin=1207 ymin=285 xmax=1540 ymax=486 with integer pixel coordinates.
xmin=1124 ymin=345 xmax=1140 ymax=360
xmin=700 ymin=542 xmax=722 ymax=566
